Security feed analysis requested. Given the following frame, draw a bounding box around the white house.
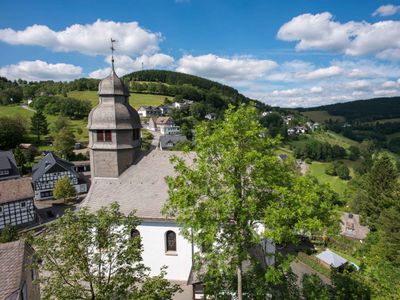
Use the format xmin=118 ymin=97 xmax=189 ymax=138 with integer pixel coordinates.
xmin=160 ymin=125 xmax=180 ymax=135
xmin=138 ymin=106 xmax=160 ymax=117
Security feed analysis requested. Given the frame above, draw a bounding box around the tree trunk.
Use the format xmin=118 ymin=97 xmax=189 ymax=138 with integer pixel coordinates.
xmin=237 ymin=261 xmax=243 ymax=300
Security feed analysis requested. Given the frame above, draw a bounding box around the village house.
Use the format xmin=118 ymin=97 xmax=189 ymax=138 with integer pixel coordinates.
xmin=340 ymin=212 xmax=370 ymax=240
xmin=160 ymin=125 xmax=181 ymax=135
xmin=158 ymin=104 xmax=172 ymax=115
xmin=138 ymin=105 xmax=161 ymax=117
xmin=148 ymin=116 xmax=175 ymax=132
xmin=32 ymin=152 xmax=88 ymax=200
xmin=287 ymin=126 xmax=307 ymax=135
xmin=171 ymin=100 xmax=193 ymax=110
xmin=316 ymin=248 xmax=348 ymax=270
xmin=205 ymin=112 xmax=217 ymax=120
xmin=159 ymin=135 xmax=188 ymax=150
xmin=0 ymin=150 xmax=20 ymax=181
xmin=0 ymin=240 xmax=40 ymax=300
xmin=282 ymin=114 xmax=294 ymax=125
xmin=0 ymin=177 xmax=37 ymax=230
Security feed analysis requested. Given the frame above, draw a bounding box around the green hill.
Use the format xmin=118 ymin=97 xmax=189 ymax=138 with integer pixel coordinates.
xmin=299 ymin=96 xmax=400 ymax=122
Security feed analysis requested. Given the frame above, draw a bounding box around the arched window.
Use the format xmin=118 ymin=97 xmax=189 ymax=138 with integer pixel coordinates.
xmin=131 ymin=229 xmax=140 ymax=239
xmin=166 ymin=230 xmax=176 ymax=252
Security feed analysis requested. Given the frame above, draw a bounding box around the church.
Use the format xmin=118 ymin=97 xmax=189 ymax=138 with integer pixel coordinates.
xmin=80 ymin=63 xmax=195 ymax=298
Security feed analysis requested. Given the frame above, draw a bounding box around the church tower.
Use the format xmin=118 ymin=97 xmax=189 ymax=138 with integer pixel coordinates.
xmin=88 ymin=53 xmax=141 ymax=178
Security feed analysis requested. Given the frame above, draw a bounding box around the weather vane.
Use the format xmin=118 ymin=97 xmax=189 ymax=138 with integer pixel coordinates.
xmin=110 ymin=38 xmax=117 ymax=70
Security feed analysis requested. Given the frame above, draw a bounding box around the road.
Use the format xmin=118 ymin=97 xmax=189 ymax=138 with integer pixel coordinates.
xmin=290 ymin=260 xmax=331 ymax=286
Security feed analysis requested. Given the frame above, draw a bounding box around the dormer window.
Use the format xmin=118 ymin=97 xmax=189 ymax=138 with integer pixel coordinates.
xmin=97 ymin=130 xmax=112 ymax=142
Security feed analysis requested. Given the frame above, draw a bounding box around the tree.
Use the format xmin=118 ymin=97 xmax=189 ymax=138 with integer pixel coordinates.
xmin=336 ymin=164 xmax=350 ymax=180
xmin=30 ymin=110 xmax=49 ymax=142
xmin=163 ymin=104 xmax=336 ymax=299
xmin=0 ymin=116 xmax=26 ymax=150
xmin=0 ymin=224 xmax=18 ymax=243
xmin=53 ymin=127 xmax=75 ymax=159
xmin=13 ymin=147 xmax=26 ymax=168
xmin=28 ymin=203 xmax=181 ymax=299
xmin=53 ymin=176 xmax=76 ymax=203
xmin=348 ymin=145 xmax=360 ymax=161
xmin=356 ymin=155 xmax=398 ymax=228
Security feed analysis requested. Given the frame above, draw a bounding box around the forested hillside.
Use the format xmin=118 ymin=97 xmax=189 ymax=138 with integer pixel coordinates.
xmin=300 ymin=96 xmax=400 ymax=122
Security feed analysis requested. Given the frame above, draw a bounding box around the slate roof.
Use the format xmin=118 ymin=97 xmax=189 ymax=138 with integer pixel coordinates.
xmin=0 ymin=151 xmax=20 ymax=181
xmin=32 ymin=152 xmax=78 ymax=182
xmin=0 ymin=177 xmax=34 ymax=204
xmin=316 ymin=249 xmax=347 ymax=268
xmin=80 ymin=150 xmax=195 ymax=219
xmin=0 ymin=240 xmax=27 ymax=299
xmin=159 ymin=135 xmax=187 ymax=149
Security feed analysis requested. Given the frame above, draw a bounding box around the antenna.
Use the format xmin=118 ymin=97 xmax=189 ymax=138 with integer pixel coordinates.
xmin=110 ymin=38 xmax=117 ymax=70
xmin=142 ymin=62 xmax=144 ymax=71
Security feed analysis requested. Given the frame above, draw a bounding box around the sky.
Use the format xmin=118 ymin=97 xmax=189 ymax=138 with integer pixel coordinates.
xmin=0 ymin=0 xmax=400 ymax=108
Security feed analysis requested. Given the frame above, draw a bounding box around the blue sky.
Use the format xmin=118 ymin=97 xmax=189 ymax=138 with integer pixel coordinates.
xmin=0 ymin=0 xmax=400 ymax=107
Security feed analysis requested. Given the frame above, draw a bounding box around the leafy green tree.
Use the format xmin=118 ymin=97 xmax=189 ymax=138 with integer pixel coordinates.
xmin=301 ymin=274 xmax=330 ymax=300
xmin=336 ymin=164 xmax=350 ymax=180
xmin=53 ymin=127 xmax=75 ymax=159
xmin=325 ymin=162 xmax=337 ymax=176
xmin=0 ymin=116 xmax=26 ymax=150
xmin=163 ymin=104 xmax=336 ymax=299
xmin=27 ymin=203 xmax=181 ymax=300
xmin=53 ymin=176 xmax=76 ymax=203
xmin=0 ymin=224 xmax=18 ymax=243
xmin=30 ymin=110 xmax=49 ymax=142
xmin=13 ymin=147 xmax=26 ymax=168
xmin=348 ymin=145 xmax=360 ymax=161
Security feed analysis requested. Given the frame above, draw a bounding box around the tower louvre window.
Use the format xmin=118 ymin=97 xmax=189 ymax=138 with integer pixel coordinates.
xmin=97 ymin=130 xmax=112 ymax=142
xmin=133 ymin=129 xmax=140 ymax=140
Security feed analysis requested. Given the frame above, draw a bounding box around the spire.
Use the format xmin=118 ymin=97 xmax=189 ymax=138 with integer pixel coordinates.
xmin=110 ymin=38 xmax=117 ymax=71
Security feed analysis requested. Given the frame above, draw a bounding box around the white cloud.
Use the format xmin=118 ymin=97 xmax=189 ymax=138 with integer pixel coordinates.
xmin=0 ymin=20 xmax=162 ymax=56
xmin=376 ymin=48 xmax=400 ymax=61
xmin=277 ymin=12 xmax=400 ymax=59
xmin=374 ymin=89 xmax=399 ymax=96
xmin=271 ymin=88 xmax=303 ymax=96
xmin=372 ymin=4 xmax=400 ymax=17
xmin=89 ymin=53 xmax=174 ymax=78
xmin=382 ymin=80 xmax=400 ymax=88
xmin=0 ymin=60 xmax=82 ymax=81
xmin=301 ymin=66 xmax=343 ymax=80
xmin=176 ymin=54 xmax=277 ymax=83
xmin=310 ymin=86 xmax=323 ymax=93
xmin=345 ymin=80 xmax=370 ymax=90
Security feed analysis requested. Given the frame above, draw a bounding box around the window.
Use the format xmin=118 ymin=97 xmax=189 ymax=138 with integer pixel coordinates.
xmin=166 ymin=230 xmax=176 ymax=252
xmin=132 ymin=129 xmax=141 ymax=140
xmin=20 ymin=201 xmax=26 ymax=208
xmin=97 ymin=130 xmax=112 ymax=142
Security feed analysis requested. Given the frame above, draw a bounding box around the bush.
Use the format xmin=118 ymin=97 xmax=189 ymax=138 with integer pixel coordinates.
xmin=336 ymin=164 xmax=350 ymax=180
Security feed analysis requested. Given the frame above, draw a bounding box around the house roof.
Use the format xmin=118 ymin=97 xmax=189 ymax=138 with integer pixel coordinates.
xmin=0 ymin=240 xmax=27 ymax=299
xmin=0 ymin=151 xmax=20 ymax=181
xmin=32 ymin=152 xmax=78 ymax=182
xmin=0 ymin=177 xmax=34 ymax=204
xmin=159 ymin=135 xmax=187 ymax=148
xmin=340 ymin=212 xmax=370 ymax=240
xmin=80 ymin=150 xmax=195 ymax=219
xmin=316 ymin=249 xmax=347 ymax=268
xmin=156 ymin=117 xmax=174 ymax=125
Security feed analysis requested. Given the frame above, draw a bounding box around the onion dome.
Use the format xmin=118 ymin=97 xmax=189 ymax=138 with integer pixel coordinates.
xmin=98 ymin=69 xmax=130 ymax=96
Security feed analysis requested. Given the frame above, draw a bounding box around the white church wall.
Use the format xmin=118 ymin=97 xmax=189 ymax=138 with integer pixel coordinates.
xmin=137 ymin=220 xmax=193 ymax=281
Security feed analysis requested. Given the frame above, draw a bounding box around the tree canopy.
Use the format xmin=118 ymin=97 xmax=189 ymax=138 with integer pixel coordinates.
xmin=163 ymin=104 xmax=337 ymax=298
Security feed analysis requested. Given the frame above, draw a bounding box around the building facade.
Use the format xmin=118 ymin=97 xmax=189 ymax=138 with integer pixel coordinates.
xmin=32 ymin=153 xmax=87 ymax=200
xmin=0 ymin=150 xmax=20 ymax=181
xmin=0 ymin=177 xmax=36 ymax=229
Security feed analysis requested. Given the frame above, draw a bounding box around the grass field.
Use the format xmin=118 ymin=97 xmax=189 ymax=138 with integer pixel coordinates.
xmin=301 ymin=110 xmax=345 ymax=123
xmin=0 ymin=105 xmax=89 ymax=142
xmin=68 ymin=91 xmax=171 ymax=109
xmin=307 ymin=161 xmax=349 ymax=197
xmin=312 ymin=131 xmax=359 ymax=148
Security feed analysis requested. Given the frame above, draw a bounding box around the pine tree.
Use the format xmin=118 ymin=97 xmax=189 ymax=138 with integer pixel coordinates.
xmin=30 ymin=110 xmax=49 ymax=143
xmin=13 ymin=147 xmax=26 ymax=168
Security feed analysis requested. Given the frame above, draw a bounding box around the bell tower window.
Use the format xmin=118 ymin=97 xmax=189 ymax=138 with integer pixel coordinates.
xmin=97 ymin=130 xmax=112 ymax=142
